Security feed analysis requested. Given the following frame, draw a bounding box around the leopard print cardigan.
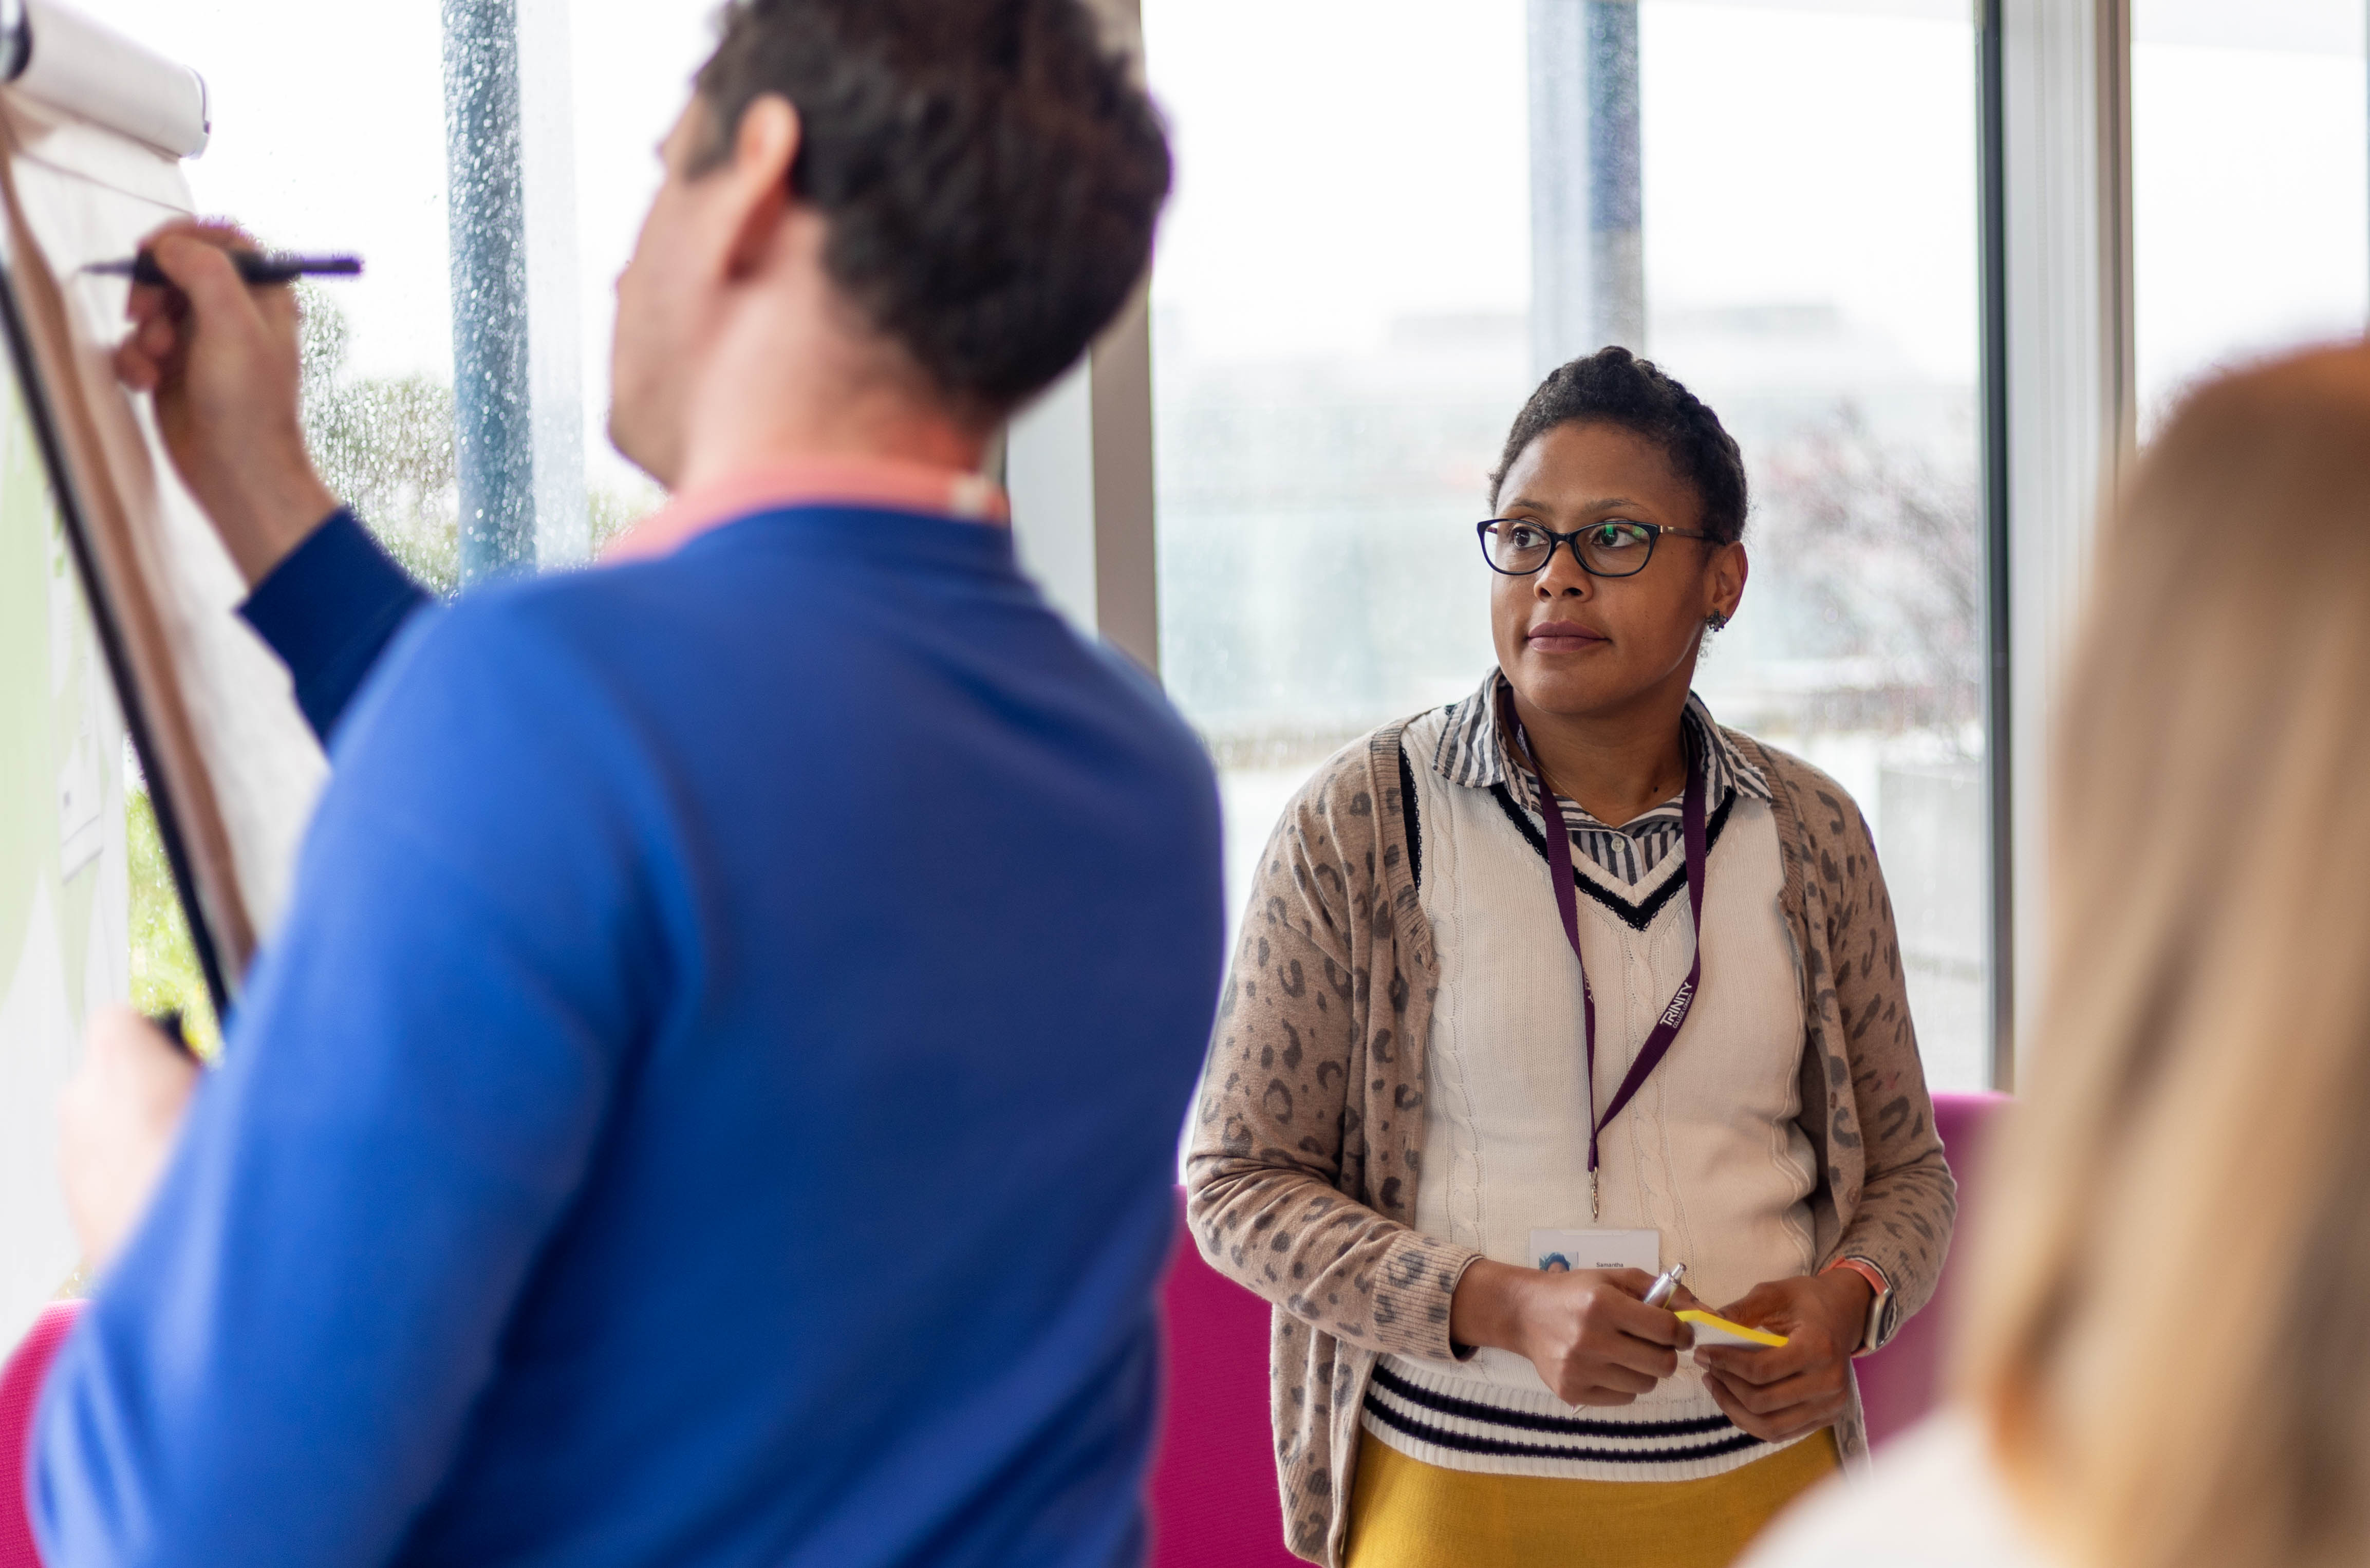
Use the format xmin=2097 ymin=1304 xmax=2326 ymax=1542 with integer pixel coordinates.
xmin=1184 ymin=716 xmax=1957 ymax=1565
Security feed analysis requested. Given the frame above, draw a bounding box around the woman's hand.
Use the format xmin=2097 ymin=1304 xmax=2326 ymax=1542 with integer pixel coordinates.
xmin=1449 ymin=1259 xmax=1694 ymax=1406
xmin=1694 ymin=1270 xmax=1871 ymax=1442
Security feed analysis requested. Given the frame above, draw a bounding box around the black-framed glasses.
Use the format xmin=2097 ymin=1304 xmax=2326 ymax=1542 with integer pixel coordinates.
xmin=1475 ymin=517 xmax=1718 ymax=579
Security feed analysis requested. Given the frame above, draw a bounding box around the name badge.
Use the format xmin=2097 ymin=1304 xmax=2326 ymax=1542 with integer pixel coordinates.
xmin=1528 ymin=1227 xmax=1659 ymax=1275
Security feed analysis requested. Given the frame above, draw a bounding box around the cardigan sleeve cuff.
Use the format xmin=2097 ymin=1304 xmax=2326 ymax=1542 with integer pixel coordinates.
xmin=237 ymin=509 xmax=431 ymax=745
xmin=1367 ymin=1229 xmax=1481 ymax=1365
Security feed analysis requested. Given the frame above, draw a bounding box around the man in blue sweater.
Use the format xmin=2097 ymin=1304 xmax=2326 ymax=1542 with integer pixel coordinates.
xmin=32 ymin=3 xmax=1224 ymax=1565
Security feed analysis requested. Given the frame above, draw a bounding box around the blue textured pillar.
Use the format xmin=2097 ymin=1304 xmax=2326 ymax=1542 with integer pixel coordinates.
xmin=441 ymin=0 xmax=536 ymax=585
xmin=1527 ymin=0 xmax=1646 ymax=376
xmin=1585 ymin=0 xmax=1643 ymax=351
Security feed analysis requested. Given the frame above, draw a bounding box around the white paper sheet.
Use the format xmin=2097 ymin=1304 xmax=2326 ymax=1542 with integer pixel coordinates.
xmin=2 ymin=90 xmax=326 ymax=956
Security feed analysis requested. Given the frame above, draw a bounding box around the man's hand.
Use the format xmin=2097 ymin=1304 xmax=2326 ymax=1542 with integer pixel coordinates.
xmin=1449 ymin=1259 xmax=1694 ymax=1406
xmin=1694 ymin=1270 xmax=1870 ymax=1442
xmin=113 ymin=221 xmax=340 ymax=586
xmin=59 ymin=1006 xmax=201 ymax=1273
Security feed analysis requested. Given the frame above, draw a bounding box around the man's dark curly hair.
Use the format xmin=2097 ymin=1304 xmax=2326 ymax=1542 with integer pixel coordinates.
xmin=1487 ymin=346 xmax=1749 ymax=545
xmin=692 ymin=0 xmax=1170 ymax=422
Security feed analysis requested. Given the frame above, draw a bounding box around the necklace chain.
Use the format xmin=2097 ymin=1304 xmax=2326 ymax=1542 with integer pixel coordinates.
xmin=1533 ymin=756 xmax=1687 ymax=826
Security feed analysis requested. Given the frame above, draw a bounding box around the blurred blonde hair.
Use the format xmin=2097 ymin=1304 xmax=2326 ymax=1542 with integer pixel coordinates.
xmin=1960 ymin=342 xmax=2370 ymax=1568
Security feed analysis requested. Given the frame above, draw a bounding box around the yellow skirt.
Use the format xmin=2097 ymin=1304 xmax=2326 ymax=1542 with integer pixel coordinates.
xmin=1344 ymin=1426 xmax=1841 ymax=1568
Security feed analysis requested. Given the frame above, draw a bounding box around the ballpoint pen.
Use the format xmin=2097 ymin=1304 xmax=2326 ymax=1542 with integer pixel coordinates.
xmin=86 ymin=252 xmax=362 ymax=287
xmin=1643 ymin=1261 xmax=1686 ymax=1308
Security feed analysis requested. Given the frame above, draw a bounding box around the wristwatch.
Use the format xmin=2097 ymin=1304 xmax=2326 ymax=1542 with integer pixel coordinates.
xmin=1823 ymin=1256 xmax=1893 ymax=1353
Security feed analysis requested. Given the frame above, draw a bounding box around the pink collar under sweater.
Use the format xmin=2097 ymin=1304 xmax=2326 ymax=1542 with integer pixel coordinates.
xmin=602 ymin=457 xmax=1007 ymax=565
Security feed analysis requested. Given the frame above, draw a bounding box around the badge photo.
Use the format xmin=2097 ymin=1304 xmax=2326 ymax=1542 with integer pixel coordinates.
xmin=1528 ymin=1227 xmax=1659 ymax=1275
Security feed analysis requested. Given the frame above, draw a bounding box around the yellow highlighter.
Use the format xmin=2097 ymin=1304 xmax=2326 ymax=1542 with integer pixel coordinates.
xmin=1676 ymin=1309 xmax=1788 ymax=1350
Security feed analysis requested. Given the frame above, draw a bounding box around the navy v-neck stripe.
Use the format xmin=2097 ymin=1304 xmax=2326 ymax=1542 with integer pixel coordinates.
xmin=1488 ymin=782 xmax=1737 ymax=932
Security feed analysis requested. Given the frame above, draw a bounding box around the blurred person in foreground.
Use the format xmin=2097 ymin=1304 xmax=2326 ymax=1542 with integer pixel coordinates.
xmin=1186 ymin=347 xmax=1955 ymax=1567
xmin=21 ymin=3 xmax=1226 ymax=1565
xmin=1744 ymin=342 xmax=2370 ymax=1568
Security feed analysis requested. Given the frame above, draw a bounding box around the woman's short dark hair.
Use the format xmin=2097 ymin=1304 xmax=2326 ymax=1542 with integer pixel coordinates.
xmin=1488 ymin=347 xmax=1748 ymax=545
xmin=692 ymin=0 xmax=1170 ymax=422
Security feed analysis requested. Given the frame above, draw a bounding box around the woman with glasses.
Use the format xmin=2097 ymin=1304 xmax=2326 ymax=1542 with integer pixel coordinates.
xmin=1185 ymin=346 xmax=1955 ymax=1567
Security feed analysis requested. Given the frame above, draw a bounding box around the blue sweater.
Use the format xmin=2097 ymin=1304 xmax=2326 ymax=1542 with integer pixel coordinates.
xmin=34 ymin=506 xmax=1225 ymax=1567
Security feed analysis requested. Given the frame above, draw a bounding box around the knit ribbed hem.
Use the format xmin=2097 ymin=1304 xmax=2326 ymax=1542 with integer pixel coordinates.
xmin=1363 ymin=1356 xmax=1803 ymax=1482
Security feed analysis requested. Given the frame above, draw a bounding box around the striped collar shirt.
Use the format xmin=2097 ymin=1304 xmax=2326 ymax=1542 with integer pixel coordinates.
xmin=1431 ymin=670 xmax=1771 ymax=886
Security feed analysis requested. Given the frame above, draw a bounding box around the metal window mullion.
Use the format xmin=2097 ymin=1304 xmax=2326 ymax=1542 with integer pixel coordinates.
xmin=1994 ymin=0 xmax=2135 ymax=1087
xmin=441 ymin=0 xmax=535 ymax=585
xmin=1977 ymin=0 xmax=2014 ymax=1092
xmin=1006 ymin=0 xmax=1160 ymax=679
xmin=440 ymin=0 xmax=586 ymax=586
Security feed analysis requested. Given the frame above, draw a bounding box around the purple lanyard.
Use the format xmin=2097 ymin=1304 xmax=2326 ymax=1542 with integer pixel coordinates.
xmin=1516 ymin=721 xmax=1710 ymax=1222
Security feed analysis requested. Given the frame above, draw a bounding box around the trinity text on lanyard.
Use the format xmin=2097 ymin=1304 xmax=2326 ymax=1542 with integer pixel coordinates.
xmin=1518 ymin=721 xmax=1710 ymax=1222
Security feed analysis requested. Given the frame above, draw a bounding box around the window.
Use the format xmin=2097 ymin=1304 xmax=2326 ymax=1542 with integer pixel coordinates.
xmin=78 ymin=0 xmax=718 ymax=580
xmin=2132 ymin=2 xmax=2367 ymax=431
xmin=67 ymin=0 xmax=716 ymax=1026
xmin=1633 ymin=0 xmax=1985 ymax=1087
xmin=1142 ymin=0 xmax=1529 ymax=909
xmin=1144 ymin=0 xmax=1992 ymax=1087
xmin=36 ymin=2 xmax=2370 ymax=1090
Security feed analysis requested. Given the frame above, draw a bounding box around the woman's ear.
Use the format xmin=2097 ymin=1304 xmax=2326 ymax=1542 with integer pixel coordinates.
xmin=1708 ymin=540 xmax=1749 ymax=621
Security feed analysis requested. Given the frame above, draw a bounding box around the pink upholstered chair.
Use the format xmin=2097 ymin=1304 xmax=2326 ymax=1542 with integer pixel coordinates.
xmin=1853 ymin=1090 xmax=2010 ymax=1445
xmin=0 ymin=1302 xmax=82 ymax=1568
xmin=1147 ymin=1092 xmax=2011 ymax=1556
xmin=1147 ymin=1195 xmax=1303 ymax=1567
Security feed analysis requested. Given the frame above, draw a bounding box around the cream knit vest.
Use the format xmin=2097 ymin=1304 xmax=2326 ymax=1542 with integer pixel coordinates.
xmin=1366 ymin=708 xmax=1818 ymax=1481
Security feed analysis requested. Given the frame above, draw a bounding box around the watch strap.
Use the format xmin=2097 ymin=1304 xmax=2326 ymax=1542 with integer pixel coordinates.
xmin=1823 ymin=1256 xmax=1893 ymax=1352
